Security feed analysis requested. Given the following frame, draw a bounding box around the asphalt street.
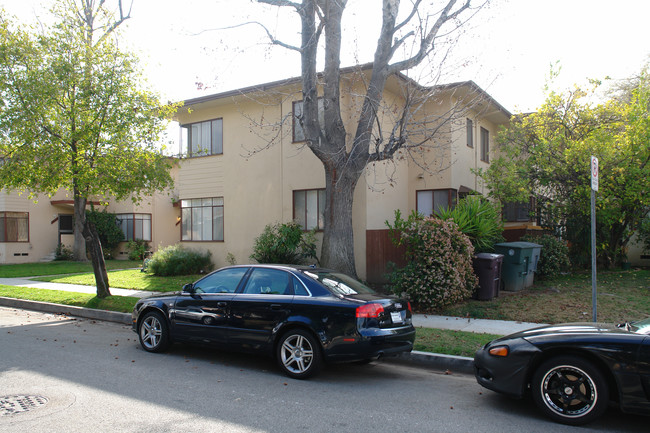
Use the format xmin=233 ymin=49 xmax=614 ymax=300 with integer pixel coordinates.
xmin=1 ymin=307 xmax=647 ymax=433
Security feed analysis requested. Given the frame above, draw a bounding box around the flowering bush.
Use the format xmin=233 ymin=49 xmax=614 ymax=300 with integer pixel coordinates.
xmin=387 ymin=210 xmax=477 ymax=310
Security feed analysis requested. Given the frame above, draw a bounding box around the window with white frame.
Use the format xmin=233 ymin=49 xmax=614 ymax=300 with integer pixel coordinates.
xmin=181 ymin=197 xmax=224 ymax=241
xmin=181 ymin=118 xmax=223 ymax=157
xmin=0 ymin=211 xmax=28 ymax=242
xmin=116 ymin=214 xmax=152 ymax=241
xmin=293 ymin=189 xmax=325 ymax=230
xmin=416 ymin=189 xmax=457 ymax=216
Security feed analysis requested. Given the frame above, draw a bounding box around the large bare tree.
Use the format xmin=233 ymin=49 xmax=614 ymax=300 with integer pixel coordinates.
xmin=253 ymin=0 xmax=486 ymax=277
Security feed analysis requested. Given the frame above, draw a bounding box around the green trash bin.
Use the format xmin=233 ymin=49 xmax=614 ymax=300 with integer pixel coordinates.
xmin=494 ymin=242 xmax=543 ymax=291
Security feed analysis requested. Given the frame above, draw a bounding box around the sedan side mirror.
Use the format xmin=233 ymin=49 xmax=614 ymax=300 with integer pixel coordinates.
xmin=182 ymin=283 xmax=195 ymax=294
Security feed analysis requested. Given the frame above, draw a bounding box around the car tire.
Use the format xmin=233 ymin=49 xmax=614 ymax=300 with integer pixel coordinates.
xmin=276 ymin=329 xmax=322 ymax=379
xmin=531 ymin=355 xmax=609 ymax=425
xmin=138 ymin=310 xmax=170 ymax=353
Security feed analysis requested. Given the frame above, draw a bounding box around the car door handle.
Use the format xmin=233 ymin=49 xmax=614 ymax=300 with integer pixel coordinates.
xmin=270 ymin=304 xmax=282 ymax=310
xmin=217 ymin=302 xmax=228 ymax=307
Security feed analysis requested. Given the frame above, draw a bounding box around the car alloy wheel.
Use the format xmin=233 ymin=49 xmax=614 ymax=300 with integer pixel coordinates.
xmin=532 ymin=355 xmax=609 ymax=425
xmin=277 ymin=329 xmax=322 ymax=379
xmin=139 ymin=311 xmax=170 ymax=353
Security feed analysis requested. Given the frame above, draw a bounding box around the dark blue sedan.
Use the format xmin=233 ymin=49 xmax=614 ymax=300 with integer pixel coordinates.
xmin=132 ymin=264 xmax=415 ymax=379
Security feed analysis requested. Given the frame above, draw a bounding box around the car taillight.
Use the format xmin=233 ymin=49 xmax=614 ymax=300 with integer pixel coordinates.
xmin=356 ymin=303 xmax=384 ymax=318
xmin=407 ymin=302 xmax=412 ymax=313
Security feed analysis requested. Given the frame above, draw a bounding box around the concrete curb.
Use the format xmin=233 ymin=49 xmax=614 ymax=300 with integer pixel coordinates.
xmin=384 ymin=351 xmax=474 ymax=375
xmin=0 ymin=297 xmax=132 ymax=325
xmin=0 ymin=297 xmax=476 ymax=374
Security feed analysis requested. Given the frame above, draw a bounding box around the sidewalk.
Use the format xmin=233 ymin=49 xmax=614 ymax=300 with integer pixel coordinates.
xmin=0 ymin=277 xmax=546 ymax=374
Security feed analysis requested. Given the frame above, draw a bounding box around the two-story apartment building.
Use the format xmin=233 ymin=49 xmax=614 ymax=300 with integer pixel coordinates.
xmin=0 ymin=65 xmax=513 ymax=282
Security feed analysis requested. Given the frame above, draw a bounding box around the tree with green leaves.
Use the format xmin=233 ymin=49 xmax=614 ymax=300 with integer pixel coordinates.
xmin=479 ymin=66 xmax=650 ymax=268
xmin=0 ymin=0 xmax=176 ymax=297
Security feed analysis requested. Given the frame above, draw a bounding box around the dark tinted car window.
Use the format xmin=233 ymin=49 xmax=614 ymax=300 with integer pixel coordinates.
xmin=194 ymin=268 xmax=248 ymax=293
xmin=292 ymin=275 xmax=310 ymax=296
xmin=242 ymin=268 xmax=291 ymax=295
xmin=303 ymin=271 xmax=376 ymax=296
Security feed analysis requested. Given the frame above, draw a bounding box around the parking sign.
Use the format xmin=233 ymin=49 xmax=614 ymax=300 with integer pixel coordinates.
xmin=591 ymin=156 xmax=598 ymax=191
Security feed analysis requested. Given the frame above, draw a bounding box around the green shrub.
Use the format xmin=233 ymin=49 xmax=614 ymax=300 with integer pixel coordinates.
xmin=521 ymin=234 xmax=570 ymax=279
xmin=436 ymin=195 xmax=504 ymax=253
xmin=126 ymin=240 xmax=150 ymax=261
xmin=387 ymin=210 xmax=477 ymax=311
xmin=147 ymin=244 xmax=214 ymax=276
xmin=250 ymin=221 xmax=318 ymax=265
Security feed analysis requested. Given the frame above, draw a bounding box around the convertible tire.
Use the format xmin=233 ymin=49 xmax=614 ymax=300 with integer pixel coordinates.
xmin=531 ymin=355 xmax=609 ymax=425
xmin=138 ymin=310 xmax=170 ymax=353
xmin=276 ymin=329 xmax=322 ymax=379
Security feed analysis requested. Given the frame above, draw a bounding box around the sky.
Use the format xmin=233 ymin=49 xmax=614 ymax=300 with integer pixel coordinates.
xmin=3 ymin=0 xmax=650 ymax=113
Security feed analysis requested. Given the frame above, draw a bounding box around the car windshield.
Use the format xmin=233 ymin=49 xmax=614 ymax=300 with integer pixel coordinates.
xmin=304 ymin=271 xmax=376 ymax=296
xmin=631 ymin=318 xmax=650 ymax=334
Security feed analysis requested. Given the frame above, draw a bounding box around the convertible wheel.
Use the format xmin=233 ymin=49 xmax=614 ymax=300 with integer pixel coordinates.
xmin=138 ymin=311 xmax=170 ymax=353
xmin=532 ymin=355 xmax=609 ymax=425
xmin=276 ymin=329 xmax=322 ymax=379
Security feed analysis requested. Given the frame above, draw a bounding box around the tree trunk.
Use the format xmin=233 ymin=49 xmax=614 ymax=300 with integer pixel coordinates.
xmin=73 ymin=195 xmax=88 ymax=261
xmin=83 ymin=220 xmax=111 ymax=298
xmin=320 ymin=165 xmax=361 ymax=278
xmin=73 ymin=193 xmax=110 ymax=297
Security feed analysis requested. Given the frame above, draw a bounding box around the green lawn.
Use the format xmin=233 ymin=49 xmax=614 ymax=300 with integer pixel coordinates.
xmin=0 ymin=260 xmax=143 ymax=277
xmin=34 ymin=269 xmax=203 ymax=292
xmin=0 ymin=285 xmax=138 ymax=313
xmin=437 ymin=269 xmax=650 ymax=324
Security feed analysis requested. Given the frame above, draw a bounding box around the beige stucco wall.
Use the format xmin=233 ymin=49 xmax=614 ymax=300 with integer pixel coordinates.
xmin=0 ymin=189 xmax=76 ymax=264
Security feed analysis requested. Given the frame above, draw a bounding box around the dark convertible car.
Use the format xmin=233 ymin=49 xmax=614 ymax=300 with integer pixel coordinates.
xmin=474 ymin=319 xmax=650 ymax=425
xmin=132 ymin=264 xmax=415 ymax=379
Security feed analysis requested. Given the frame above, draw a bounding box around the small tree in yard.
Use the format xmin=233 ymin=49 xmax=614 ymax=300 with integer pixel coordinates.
xmin=0 ymin=0 xmax=176 ymax=297
xmin=387 ymin=210 xmax=477 ymax=311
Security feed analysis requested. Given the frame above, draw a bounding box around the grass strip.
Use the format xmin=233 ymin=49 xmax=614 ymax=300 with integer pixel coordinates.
xmin=414 ymin=327 xmax=500 ymax=357
xmin=34 ymin=269 xmax=201 ymax=292
xmin=0 ymin=260 xmax=143 ymax=278
xmin=0 ymin=285 xmax=138 ymax=313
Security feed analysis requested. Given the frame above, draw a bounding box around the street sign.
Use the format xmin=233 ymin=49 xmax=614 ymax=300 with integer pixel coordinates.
xmin=591 ymin=156 xmax=598 ymax=191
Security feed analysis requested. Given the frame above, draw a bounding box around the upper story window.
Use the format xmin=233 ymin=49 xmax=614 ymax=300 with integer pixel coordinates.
xmin=0 ymin=211 xmax=29 ymax=242
xmin=416 ymin=189 xmax=457 ymax=216
xmin=116 ymin=213 xmax=152 ymax=242
xmin=292 ymin=99 xmax=324 ymax=143
xmin=181 ymin=118 xmax=223 ymax=157
xmin=466 ymin=119 xmax=474 ymax=148
xmin=181 ymin=197 xmax=224 ymax=241
xmin=480 ymin=127 xmax=490 ymax=162
xmin=293 ymin=189 xmax=325 ymax=230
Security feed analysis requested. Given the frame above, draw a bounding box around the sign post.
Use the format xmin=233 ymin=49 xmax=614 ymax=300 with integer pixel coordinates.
xmin=591 ymin=156 xmax=598 ymax=322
